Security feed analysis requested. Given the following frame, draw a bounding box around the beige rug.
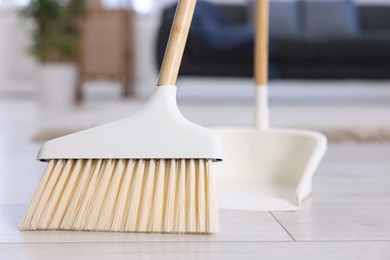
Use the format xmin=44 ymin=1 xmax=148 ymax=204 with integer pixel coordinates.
xmin=32 ymin=125 xmax=390 ymax=143
xmin=32 ymin=102 xmax=390 ymax=143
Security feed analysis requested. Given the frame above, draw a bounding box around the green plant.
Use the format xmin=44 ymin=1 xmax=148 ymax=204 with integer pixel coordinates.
xmin=22 ymin=0 xmax=85 ymax=62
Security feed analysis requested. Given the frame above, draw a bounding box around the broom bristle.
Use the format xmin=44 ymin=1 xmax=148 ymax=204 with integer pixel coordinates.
xmin=20 ymin=158 xmax=218 ymax=234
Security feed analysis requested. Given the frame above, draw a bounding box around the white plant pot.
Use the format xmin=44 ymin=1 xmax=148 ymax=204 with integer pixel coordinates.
xmin=39 ymin=63 xmax=78 ymax=108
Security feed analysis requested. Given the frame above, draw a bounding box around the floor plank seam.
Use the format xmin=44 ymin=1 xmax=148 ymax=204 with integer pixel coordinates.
xmin=0 ymin=241 xmax=293 ymax=245
xmin=269 ymin=212 xmax=296 ymax=241
xmin=1 ymin=240 xmax=390 ymax=245
xmin=294 ymin=240 xmax=390 ymax=243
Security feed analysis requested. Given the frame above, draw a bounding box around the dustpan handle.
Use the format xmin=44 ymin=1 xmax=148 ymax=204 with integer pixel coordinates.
xmin=255 ymin=0 xmax=269 ymax=86
xmin=157 ymin=0 xmax=196 ymax=86
xmin=255 ymin=0 xmax=269 ymax=129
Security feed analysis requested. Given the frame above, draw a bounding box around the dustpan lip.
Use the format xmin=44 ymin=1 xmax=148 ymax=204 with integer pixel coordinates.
xmin=211 ymin=126 xmax=327 ymax=142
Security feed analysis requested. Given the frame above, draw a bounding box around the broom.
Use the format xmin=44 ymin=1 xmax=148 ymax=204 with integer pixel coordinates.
xmin=20 ymin=0 xmax=223 ymax=234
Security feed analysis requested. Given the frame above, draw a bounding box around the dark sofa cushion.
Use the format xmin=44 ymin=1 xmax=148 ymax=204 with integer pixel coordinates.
xmin=277 ymin=64 xmax=390 ymax=79
xmin=246 ymin=0 xmax=303 ymax=38
xmin=220 ymin=5 xmax=248 ymax=24
xmin=303 ymin=0 xmax=360 ymax=40
xmin=274 ymin=38 xmax=320 ymax=62
xmin=318 ymin=32 xmax=390 ymax=62
xmin=359 ymin=5 xmax=390 ymax=31
xmin=177 ymin=1 xmax=255 ymax=51
xmin=269 ymin=0 xmax=303 ymax=38
xmin=186 ymin=34 xmax=253 ymax=63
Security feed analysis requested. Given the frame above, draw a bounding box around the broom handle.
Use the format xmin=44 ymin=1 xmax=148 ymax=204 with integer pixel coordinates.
xmin=255 ymin=0 xmax=269 ymax=86
xmin=157 ymin=0 xmax=197 ymax=86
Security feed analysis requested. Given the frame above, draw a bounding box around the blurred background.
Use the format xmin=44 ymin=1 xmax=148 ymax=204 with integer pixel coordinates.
xmin=1 ymin=0 xmax=390 ymax=100
xmin=1 ymin=0 xmax=390 ymax=196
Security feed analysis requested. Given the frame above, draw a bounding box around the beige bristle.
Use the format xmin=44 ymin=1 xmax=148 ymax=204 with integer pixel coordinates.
xmin=162 ymin=159 xmax=176 ymax=232
xmin=72 ymin=159 xmax=103 ymax=229
xmin=20 ymin=159 xmax=56 ymax=229
xmin=49 ymin=159 xmax=84 ymax=229
xmin=110 ymin=159 xmax=135 ymax=231
xmin=186 ymin=159 xmax=197 ymax=233
xmin=206 ymin=161 xmax=218 ymax=232
xmin=124 ymin=159 xmax=145 ymax=231
xmin=137 ymin=159 xmax=156 ymax=232
xmin=197 ymin=159 xmax=206 ymax=232
xmin=60 ymin=159 xmax=93 ymax=229
xmin=37 ymin=159 xmax=73 ymax=229
xmin=27 ymin=160 xmax=65 ymax=229
xmin=96 ymin=159 xmax=126 ymax=230
xmin=84 ymin=159 xmax=115 ymax=230
xmin=20 ymin=159 xmax=219 ymax=234
xmin=148 ymin=160 xmax=165 ymax=231
xmin=174 ymin=159 xmax=186 ymax=232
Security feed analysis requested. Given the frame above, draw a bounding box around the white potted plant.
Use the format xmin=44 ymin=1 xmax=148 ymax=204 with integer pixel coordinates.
xmin=22 ymin=0 xmax=85 ymax=108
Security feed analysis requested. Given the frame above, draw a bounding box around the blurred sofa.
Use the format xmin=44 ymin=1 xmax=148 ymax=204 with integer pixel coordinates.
xmin=156 ymin=1 xmax=390 ymax=79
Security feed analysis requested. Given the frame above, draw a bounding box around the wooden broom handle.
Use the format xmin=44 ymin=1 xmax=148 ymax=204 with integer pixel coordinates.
xmin=157 ymin=0 xmax=197 ymax=86
xmin=255 ymin=0 xmax=269 ymax=86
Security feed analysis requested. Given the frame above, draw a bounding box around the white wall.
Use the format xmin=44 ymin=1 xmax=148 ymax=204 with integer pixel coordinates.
xmin=0 ymin=10 xmax=37 ymax=95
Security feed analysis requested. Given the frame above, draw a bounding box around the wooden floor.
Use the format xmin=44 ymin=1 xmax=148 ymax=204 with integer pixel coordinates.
xmin=1 ymin=98 xmax=390 ymax=259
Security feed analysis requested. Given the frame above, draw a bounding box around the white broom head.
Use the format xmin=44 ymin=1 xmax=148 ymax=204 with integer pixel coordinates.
xmin=22 ymin=85 xmax=222 ymax=233
xmin=37 ymin=85 xmax=223 ymax=161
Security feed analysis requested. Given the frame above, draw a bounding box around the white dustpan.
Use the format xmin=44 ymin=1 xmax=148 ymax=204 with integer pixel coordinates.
xmin=211 ymin=0 xmax=327 ymax=211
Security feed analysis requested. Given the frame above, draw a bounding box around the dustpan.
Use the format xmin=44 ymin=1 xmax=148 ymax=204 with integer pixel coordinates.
xmin=211 ymin=0 xmax=327 ymax=211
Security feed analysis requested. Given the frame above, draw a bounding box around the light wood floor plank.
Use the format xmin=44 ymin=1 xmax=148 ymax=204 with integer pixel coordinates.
xmin=1 ymin=241 xmax=390 ymax=260
xmin=273 ymin=144 xmax=390 ymax=241
xmin=0 ymin=205 xmax=291 ymax=243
